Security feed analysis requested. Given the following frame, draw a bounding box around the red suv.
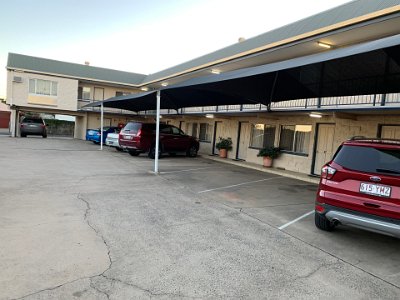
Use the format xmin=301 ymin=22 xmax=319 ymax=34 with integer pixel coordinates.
xmin=119 ymin=122 xmax=199 ymax=158
xmin=315 ymin=138 xmax=400 ymax=238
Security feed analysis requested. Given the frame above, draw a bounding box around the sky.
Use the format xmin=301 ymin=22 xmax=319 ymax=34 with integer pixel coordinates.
xmin=0 ymin=0 xmax=351 ymax=98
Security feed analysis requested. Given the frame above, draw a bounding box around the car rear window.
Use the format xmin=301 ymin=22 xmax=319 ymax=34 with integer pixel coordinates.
xmin=333 ymin=145 xmax=400 ymax=175
xmin=123 ymin=123 xmax=141 ymax=134
xmin=23 ymin=118 xmax=43 ymax=124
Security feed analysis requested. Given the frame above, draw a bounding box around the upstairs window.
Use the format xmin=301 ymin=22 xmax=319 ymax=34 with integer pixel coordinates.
xmin=116 ymin=91 xmax=131 ymax=97
xmin=78 ymin=87 xmax=91 ymax=100
xmin=29 ymin=79 xmax=57 ymax=96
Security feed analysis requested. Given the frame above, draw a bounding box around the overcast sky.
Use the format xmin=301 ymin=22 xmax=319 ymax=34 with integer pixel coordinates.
xmin=0 ymin=0 xmax=351 ymax=97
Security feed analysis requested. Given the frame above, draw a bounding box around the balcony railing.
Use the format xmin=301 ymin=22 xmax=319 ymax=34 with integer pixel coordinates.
xmin=77 ymin=93 xmax=400 ymax=117
xmin=77 ymin=99 xmax=137 ymax=115
xmin=137 ymin=93 xmax=400 ymax=115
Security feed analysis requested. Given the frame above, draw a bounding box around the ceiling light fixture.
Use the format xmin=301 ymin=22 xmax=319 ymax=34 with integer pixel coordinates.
xmin=309 ymin=113 xmax=322 ymax=118
xmin=211 ymin=69 xmax=220 ymax=74
xmin=161 ymin=82 xmax=168 ymax=87
xmin=205 ymin=114 xmax=214 ymax=119
xmin=317 ymin=41 xmax=332 ymax=49
xmin=140 ymin=87 xmax=149 ymax=91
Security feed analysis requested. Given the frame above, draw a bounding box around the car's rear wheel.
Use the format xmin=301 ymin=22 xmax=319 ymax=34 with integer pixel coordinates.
xmin=148 ymin=145 xmax=162 ymax=159
xmin=116 ymin=147 xmax=123 ymax=152
xmin=315 ymin=213 xmax=335 ymax=231
xmin=21 ymin=133 xmax=26 ymax=137
xmin=128 ymin=150 xmax=139 ymax=156
xmin=42 ymin=134 xmax=47 ymax=138
xmin=186 ymin=145 xmax=198 ymax=157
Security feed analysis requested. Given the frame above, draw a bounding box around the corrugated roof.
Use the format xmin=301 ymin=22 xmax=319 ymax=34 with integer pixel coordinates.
xmin=144 ymin=0 xmax=400 ymax=83
xmin=7 ymin=53 xmax=147 ymax=85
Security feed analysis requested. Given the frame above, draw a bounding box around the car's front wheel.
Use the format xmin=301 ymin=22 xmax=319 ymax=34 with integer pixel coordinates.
xmin=186 ymin=145 xmax=198 ymax=157
xmin=315 ymin=212 xmax=335 ymax=231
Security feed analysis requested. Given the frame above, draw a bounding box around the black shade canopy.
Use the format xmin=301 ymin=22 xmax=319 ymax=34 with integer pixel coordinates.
xmin=84 ymin=34 xmax=400 ymax=112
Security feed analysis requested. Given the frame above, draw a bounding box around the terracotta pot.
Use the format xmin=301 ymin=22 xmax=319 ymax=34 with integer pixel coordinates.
xmin=219 ymin=149 xmax=227 ymax=158
xmin=263 ymin=156 xmax=273 ymax=167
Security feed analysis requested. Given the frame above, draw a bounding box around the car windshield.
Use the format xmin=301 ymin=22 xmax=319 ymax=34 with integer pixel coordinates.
xmin=334 ymin=145 xmax=400 ymax=175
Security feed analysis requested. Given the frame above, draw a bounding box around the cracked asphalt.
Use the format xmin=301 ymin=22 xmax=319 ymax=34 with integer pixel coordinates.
xmin=1 ymin=137 xmax=400 ymax=299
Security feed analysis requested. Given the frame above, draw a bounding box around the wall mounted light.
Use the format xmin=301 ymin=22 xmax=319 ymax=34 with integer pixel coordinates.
xmin=211 ymin=69 xmax=220 ymax=74
xmin=317 ymin=41 xmax=332 ymax=49
xmin=309 ymin=113 xmax=322 ymax=118
xmin=161 ymin=82 xmax=168 ymax=87
xmin=141 ymin=87 xmax=149 ymax=91
xmin=205 ymin=114 xmax=214 ymax=118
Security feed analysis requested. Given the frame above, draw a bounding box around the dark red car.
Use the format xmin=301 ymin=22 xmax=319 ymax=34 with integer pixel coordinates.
xmin=119 ymin=122 xmax=199 ymax=158
xmin=315 ymin=138 xmax=400 ymax=238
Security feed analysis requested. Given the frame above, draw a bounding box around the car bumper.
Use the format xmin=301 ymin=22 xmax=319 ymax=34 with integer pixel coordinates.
xmin=320 ymin=205 xmax=400 ymax=238
xmin=106 ymin=139 xmax=119 ymax=147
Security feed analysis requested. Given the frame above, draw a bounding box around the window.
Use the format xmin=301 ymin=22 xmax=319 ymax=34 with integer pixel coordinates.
xmin=116 ymin=91 xmax=130 ymax=97
xmin=29 ymin=79 xmax=58 ymax=96
xmin=250 ymin=124 xmax=276 ymax=148
xmin=78 ymin=87 xmax=91 ymax=100
xmin=279 ymin=125 xmax=312 ymax=155
xmin=199 ymin=123 xmax=213 ymax=142
xmin=192 ymin=123 xmax=198 ymax=137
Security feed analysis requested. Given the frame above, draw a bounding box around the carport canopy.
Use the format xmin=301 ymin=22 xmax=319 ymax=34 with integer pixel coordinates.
xmin=85 ymin=33 xmax=400 ymax=112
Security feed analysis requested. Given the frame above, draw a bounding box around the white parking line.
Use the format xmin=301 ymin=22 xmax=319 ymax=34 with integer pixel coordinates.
xmin=278 ymin=210 xmax=314 ymax=230
xmin=198 ymin=176 xmax=281 ymax=193
xmin=160 ymin=167 xmax=215 ymax=174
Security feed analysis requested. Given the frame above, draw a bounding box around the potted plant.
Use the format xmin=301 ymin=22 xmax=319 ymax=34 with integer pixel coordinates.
xmin=257 ymin=146 xmax=280 ymax=167
xmin=215 ymin=137 xmax=233 ymax=158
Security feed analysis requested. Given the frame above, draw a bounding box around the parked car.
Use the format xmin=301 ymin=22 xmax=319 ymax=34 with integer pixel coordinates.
xmin=119 ymin=122 xmax=199 ymax=158
xmin=105 ymin=132 xmax=123 ymax=151
xmin=86 ymin=126 xmax=120 ymax=144
xmin=20 ymin=117 xmax=47 ymax=138
xmin=315 ymin=137 xmax=400 ymax=238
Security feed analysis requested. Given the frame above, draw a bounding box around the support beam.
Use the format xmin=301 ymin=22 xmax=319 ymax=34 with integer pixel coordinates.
xmin=154 ymin=90 xmax=161 ymax=174
xmin=100 ymin=102 xmax=104 ymax=150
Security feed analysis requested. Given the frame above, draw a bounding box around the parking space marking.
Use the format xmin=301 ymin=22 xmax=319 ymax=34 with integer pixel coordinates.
xmin=160 ymin=167 xmax=215 ymax=174
xmin=278 ymin=210 xmax=314 ymax=230
xmin=198 ymin=176 xmax=282 ymax=193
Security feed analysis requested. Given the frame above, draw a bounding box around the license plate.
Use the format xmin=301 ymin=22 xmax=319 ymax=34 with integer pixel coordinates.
xmin=108 ymin=141 xmax=114 ymax=145
xmin=124 ymin=135 xmax=132 ymax=140
xmin=360 ymin=182 xmax=391 ymax=198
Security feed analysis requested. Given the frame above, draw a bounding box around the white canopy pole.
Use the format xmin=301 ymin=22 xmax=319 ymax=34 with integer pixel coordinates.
xmin=100 ymin=102 xmax=104 ymax=150
xmin=154 ymin=90 xmax=161 ymax=173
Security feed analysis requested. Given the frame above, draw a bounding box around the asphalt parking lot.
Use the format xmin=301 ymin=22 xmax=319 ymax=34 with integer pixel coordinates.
xmin=1 ymin=136 xmax=400 ymax=299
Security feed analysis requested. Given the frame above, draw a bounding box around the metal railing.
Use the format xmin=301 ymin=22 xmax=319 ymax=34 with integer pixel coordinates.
xmin=77 ymin=93 xmax=400 ymax=117
xmin=137 ymin=93 xmax=399 ymax=115
xmin=77 ymin=99 xmax=137 ymax=115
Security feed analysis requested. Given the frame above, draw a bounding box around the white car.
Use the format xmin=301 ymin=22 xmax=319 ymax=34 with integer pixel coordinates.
xmin=105 ymin=133 xmax=123 ymax=151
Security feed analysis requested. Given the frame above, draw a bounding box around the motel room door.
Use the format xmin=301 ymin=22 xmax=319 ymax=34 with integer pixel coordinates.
xmin=313 ymin=124 xmax=335 ymax=175
xmin=236 ymin=122 xmax=250 ymax=160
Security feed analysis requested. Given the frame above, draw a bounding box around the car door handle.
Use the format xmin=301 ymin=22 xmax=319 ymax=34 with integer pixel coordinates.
xmin=363 ymin=202 xmax=380 ymax=209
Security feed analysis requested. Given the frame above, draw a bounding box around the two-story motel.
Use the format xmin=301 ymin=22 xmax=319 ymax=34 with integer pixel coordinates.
xmin=5 ymin=0 xmax=400 ymax=176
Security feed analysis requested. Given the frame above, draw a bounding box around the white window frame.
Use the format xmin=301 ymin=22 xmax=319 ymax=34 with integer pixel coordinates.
xmin=29 ymin=79 xmax=58 ymax=97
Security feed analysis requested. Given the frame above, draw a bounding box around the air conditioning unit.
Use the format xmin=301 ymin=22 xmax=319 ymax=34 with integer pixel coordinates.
xmin=13 ymin=76 xmax=23 ymax=83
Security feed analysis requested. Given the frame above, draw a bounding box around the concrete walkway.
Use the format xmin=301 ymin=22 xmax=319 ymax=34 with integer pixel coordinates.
xmin=203 ymin=154 xmax=320 ymax=184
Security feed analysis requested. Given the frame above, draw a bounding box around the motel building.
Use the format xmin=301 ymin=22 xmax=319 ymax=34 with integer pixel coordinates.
xmin=5 ymin=0 xmax=400 ymax=176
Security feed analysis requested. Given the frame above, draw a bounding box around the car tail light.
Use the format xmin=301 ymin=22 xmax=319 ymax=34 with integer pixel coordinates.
xmin=321 ymin=165 xmax=336 ymax=180
xmin=315 ymin=204 xmax=325 ymax=213
xmin=20 ymin=124 xmax=24 ymax=128
xmin=136 ymin=129 xmax=142 ymax=137
xmin=96 ymin=132 xmax=101 ymax=136
xmin=41 ymin=124 xmax=45 ymax=128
